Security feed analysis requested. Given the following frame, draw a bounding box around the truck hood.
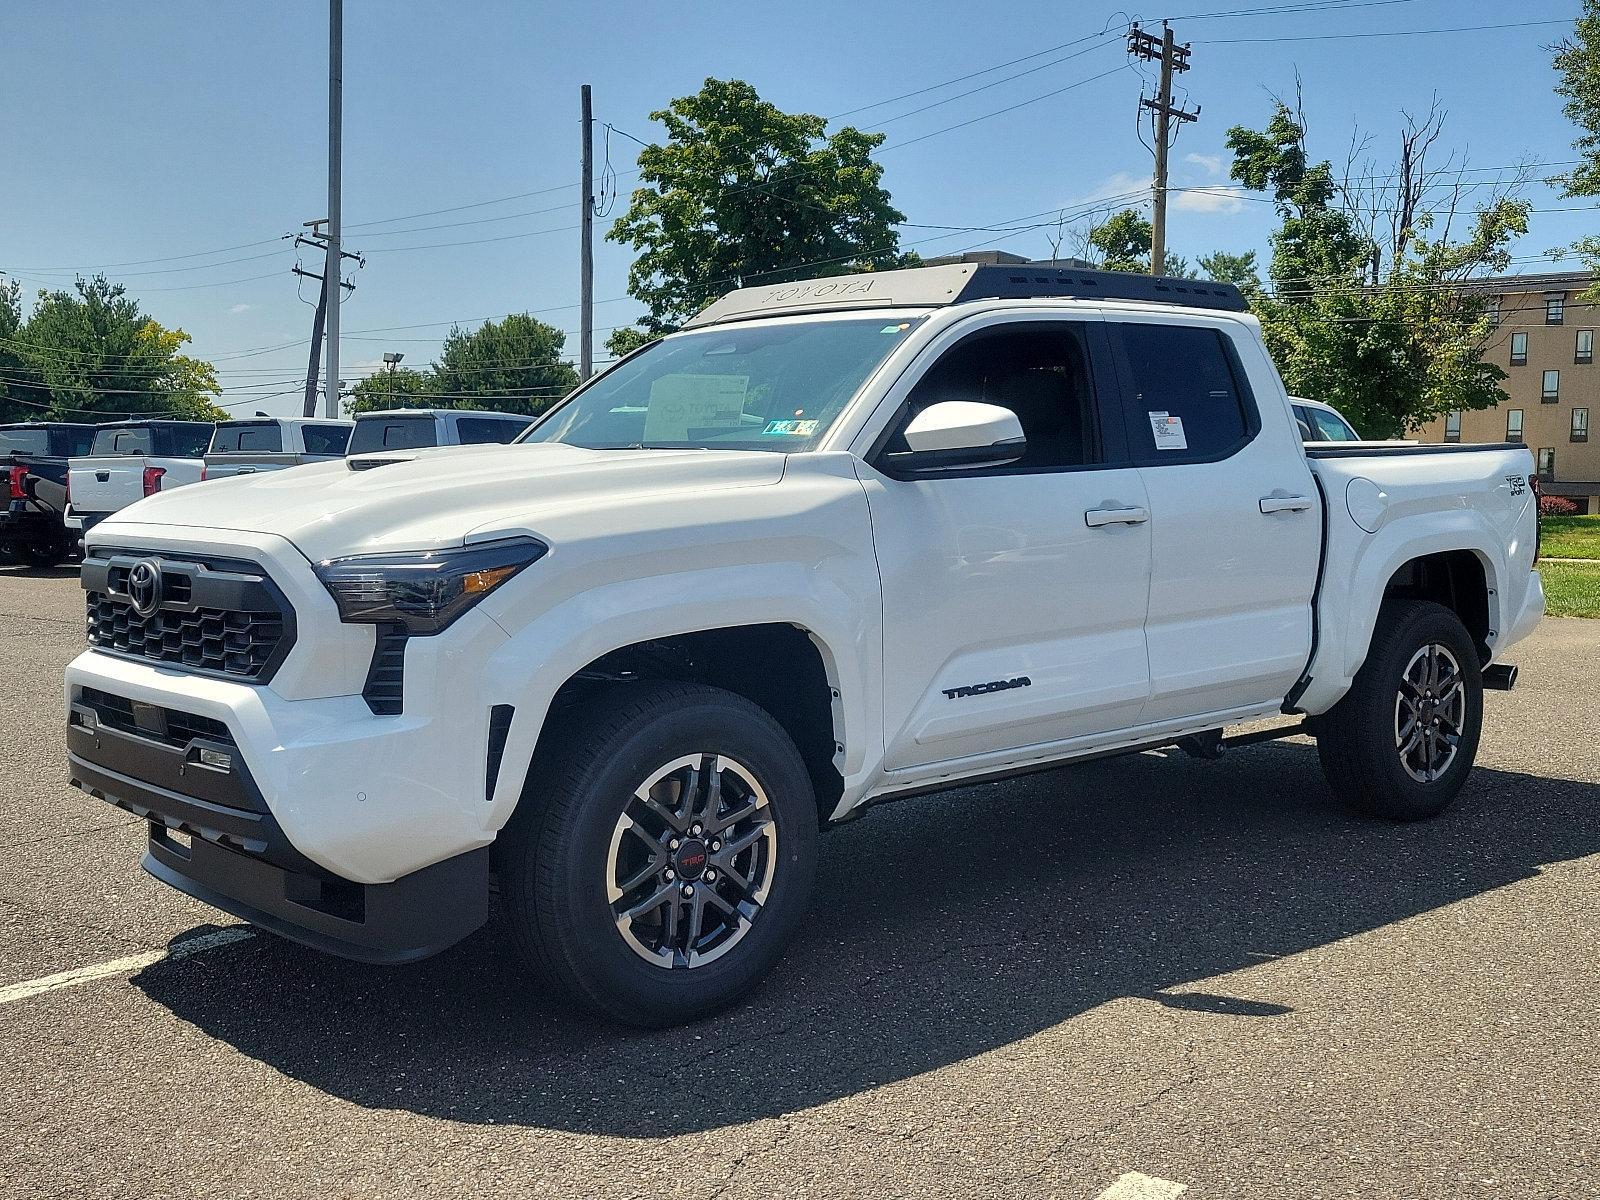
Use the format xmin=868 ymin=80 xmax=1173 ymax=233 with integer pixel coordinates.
xmin=101 ymin=442 xmax=789 ymax=562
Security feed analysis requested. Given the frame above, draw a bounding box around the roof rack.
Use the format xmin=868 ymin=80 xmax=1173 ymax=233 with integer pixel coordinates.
xmin=684 ymin=262 xmax=1247 ymax=328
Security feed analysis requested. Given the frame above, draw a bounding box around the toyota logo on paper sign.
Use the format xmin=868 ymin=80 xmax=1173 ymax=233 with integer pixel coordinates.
xmin=126 ymin=559 xmax=164 ymax=617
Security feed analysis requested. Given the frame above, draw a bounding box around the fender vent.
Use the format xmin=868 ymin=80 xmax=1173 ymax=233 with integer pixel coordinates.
xmin=363 ymin=625 xmax=409 ymax=715
xmin=485 ymin=706 xmax=514 ymax=802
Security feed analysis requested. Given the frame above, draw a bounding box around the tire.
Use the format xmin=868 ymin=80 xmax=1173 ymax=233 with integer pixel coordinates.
xmin=496 ymin=681 xmax=819 ymax=1026
xmin=1316 ymin=599 xmax=1483 ymax=821
xmin=15 ymin=539 xmax=65 ymax=569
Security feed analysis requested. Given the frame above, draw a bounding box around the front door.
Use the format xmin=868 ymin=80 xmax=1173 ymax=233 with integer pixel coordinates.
xmin=859 ymin=317 xmax=1155 ymax=774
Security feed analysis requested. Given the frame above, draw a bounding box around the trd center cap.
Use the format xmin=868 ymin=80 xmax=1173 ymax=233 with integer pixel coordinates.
xmin=673 ymin=838 xmax=708 ymax=880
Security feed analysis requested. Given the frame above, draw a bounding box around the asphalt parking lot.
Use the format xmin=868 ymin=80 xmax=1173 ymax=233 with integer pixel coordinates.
xmin=1 ymin=565 xmax=1596 ymax=1199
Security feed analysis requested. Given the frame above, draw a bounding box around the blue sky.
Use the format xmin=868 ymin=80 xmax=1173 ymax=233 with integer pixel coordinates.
xmin=0 ymin=0 xmax=1587 ymax=415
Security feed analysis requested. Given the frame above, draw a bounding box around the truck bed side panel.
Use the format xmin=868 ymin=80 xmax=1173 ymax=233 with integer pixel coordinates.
xmin=1296 ymin=444 xmax=1539 ymax=715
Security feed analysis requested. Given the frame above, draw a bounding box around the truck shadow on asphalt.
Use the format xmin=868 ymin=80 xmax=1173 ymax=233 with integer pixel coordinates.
xmin=136 ymin=741 xmax=1600 ymax=1136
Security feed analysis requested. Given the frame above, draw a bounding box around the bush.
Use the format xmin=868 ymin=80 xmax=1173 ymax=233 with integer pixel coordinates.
xmin=1540 ymin=494 xmax=1581 ymax=517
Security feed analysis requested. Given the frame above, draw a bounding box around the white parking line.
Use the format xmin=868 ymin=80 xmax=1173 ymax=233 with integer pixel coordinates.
xmin=0 ymin=927 xmax=254 ymax=1006
xmin=1096 ymin=1173 xmax=1189 ymax=1200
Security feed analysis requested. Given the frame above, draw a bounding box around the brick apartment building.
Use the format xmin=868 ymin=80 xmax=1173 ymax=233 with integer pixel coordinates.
xmin=1417 ymin=270 xmax=1600 ymax=512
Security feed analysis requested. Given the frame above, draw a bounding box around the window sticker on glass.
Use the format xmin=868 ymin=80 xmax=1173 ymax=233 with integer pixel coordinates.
xmin=1148 ymin=411 xmax=1188 ymax=450
xmin=880 ymin=323 xmax=912 ymax=334
xmin=762 ymin=419 xmax=820 ymax=437
xmin=642 ymin=374 xmax=749 ymax=441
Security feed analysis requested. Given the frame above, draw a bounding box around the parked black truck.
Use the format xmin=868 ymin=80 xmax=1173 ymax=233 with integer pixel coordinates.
xmin=0 ymin=422 xmax=96 ymax=568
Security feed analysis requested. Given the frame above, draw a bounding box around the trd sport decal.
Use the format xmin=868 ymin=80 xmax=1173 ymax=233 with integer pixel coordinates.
xmin=942 ymin=676 xmax=1032 ymax=700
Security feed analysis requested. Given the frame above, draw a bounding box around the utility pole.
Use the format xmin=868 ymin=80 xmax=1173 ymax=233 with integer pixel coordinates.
xmin=1128 ymin=21 xmax=1198 ymax=276
xmin=324 ymin=0 xmax=344 ymax=417
xmin=579 ymin=83 xmax=595 ymax=379
xmin=293 ymin=221 xmax=358 ymax=417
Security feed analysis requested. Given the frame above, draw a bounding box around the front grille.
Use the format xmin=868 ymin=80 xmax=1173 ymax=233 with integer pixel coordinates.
xmin=76 ymin=686 xmax=233 ymax=749
xmin=81 ymin=549 xmax=295 ymax=682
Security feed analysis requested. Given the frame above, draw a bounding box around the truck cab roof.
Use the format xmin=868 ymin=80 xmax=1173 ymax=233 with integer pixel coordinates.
xmin=683 ymin=262 xmax=1247 ymax=329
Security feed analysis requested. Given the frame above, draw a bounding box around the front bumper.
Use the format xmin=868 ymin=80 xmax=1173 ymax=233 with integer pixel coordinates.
xmin=67 ymin=698 xmax=488 ymax=963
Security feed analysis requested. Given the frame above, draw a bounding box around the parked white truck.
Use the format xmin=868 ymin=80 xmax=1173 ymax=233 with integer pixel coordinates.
xmin=64 ymin=419 xmax=213 ymax=538
xmin=202 ymin=418 xmax=353 ymax=479
xmin=64 ymin=265 xmax=1544 ymax=1025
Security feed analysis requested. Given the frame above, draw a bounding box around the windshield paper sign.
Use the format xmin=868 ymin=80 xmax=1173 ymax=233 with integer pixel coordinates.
xmin=643 ymin=375 xmax=749 ymax=441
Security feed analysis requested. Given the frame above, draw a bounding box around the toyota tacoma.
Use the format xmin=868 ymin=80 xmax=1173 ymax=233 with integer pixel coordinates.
xmin=63 ymin=264 xmax=1544 ymax=1025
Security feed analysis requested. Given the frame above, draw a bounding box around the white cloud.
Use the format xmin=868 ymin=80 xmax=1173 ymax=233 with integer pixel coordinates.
xmin=1173 ymin=186 xmax=1246 ymax=215
xmin=1071 ymin=171 xmax=1152 ymax=208
xmin=227 ymin=303 xmax=253 ymax=315
xmin=1184 ymin=152 xmax=1224 ymax=176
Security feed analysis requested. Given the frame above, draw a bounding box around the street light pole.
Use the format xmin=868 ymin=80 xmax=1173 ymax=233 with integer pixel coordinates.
xmin=383 ymin=351 xmax=404 ymax=409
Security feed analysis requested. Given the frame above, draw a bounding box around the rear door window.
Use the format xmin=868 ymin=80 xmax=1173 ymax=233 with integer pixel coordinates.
xmin=158 ymin=425 xmax=214 ymax=458
xmin=301 ymin=424 xmax=352 ymax=455
xmin=1306 ymin=406 xmax=1358 ymax=441
xmin=349 ymin=416 xmax=437 ymax=453
xmin=1110 ymin=323 xmax=1258 ymax=463
xmin=457 ymin=417 xmax=529 ymax=445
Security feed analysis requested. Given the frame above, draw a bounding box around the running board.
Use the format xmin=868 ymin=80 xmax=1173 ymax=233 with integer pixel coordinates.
xmin=1177 ymin=721 xmax=1310 ymax=760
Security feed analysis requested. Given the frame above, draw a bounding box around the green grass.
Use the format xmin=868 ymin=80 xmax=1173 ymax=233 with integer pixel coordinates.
xmin=1538 ymin=560 xmax=1600 ymax=618
xmin=1539 ymin=515 xmax=1600 ymax=560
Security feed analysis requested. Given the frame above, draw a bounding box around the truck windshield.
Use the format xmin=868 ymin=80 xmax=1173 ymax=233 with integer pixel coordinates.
xmin=523 ymin=315 xmax=925 ymax=452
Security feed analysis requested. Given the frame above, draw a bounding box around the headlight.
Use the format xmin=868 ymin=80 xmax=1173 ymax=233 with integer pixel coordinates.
xmin=314 ymin=537 xmax=546 ymax=635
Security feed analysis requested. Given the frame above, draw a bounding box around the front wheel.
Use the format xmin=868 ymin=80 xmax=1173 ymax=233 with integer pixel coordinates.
xmin=497 ymin=681 xmax=818 ymax=1026
xmin=1316 ymin=599 xmax=1484 ymax=821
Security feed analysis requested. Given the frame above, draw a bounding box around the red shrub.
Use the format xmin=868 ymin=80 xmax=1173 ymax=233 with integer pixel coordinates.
xmin=1540 ymin=494 xmax=1580 ymax=517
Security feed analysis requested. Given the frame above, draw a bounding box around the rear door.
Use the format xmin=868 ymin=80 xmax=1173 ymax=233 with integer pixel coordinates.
xmin=859 ymin=314 xmax=1154 ymax=772
xmin=1106 ymin=317 xmax=1320 ymax=722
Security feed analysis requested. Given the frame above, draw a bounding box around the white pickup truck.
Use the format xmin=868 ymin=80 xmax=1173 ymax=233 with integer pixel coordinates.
xmin=64 ymin=419 xmax=213 ymax=538
xmin=202 ymin=417 xmax=353 ymax=479
xmin=64 ymin=264 xmax=1543 ymax=1026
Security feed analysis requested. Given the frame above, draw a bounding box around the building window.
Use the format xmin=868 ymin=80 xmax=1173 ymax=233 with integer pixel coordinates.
xmin=1444 ymin=411 xmax=1462 ymax=443
xmin=1538 ymin=447 xmax=1557 ymax=476
xmin=1573 ymin=408 xmax=1590 ymax=443
xmin=1488 ymin=296 xmax=1502 ymax=328
xmin=1507 ymin=409 xmax=1524 ymax=442
xmin=1544 ymin=370 xmax=1561 ymax=402
xmin=1547 ymin=294 xmax=1566 ymax=325
xmin=1511 ymin=331 xmax=1528 ymax=366
xmin=1579 ymin=330 xmax=1594 ymax=364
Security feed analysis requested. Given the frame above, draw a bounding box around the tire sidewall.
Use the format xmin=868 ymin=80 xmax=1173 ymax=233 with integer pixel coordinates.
xmin=1351 ymin=603 xmax=1484 ymax=817
xmin=542 ymin=695 xmax=817 ymax=1024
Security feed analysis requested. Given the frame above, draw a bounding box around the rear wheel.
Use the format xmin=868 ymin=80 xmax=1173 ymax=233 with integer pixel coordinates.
xmin=497 ymin=681 xmax=818 ymax=1026
xmin=1316 ymin=599 xmax=1483 ymax=821
xmin=15 ymin=538 xmax=66 ymax=569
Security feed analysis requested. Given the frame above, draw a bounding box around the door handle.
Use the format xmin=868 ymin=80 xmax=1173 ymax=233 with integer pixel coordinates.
xmin=1259 ymin=495 xmax=1314 ymax=514
xmin=1085 ymin=505 xmax=1150 ymax=528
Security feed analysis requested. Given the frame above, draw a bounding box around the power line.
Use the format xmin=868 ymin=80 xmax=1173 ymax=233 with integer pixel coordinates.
xmin=1199 ymin=17 xmax=1571 ymax=43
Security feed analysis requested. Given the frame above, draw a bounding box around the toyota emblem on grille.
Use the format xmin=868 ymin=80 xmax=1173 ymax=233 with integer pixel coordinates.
xmin=126 ymin=559 xmax=164 ymax=617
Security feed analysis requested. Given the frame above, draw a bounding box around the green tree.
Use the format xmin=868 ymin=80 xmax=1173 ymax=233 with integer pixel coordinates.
xmin=1084 ymin=208 xmax=1192 ymax=276
xmin=10 ymin=276 xmax=223 ymax=420
xmin=0 ymin=278 xmax=38 ymax=423
xmin=344 ymin=313 xmax=579 ymax=417
xmin=606 ymin=78 xmax=910 ymax=355
xmin=345 ymin=366 xmax=434 ymax=413
xmin=1196 ymin=250 xmax=1262 ymax=293
xmin=1552 ymin=1 xmax=1600 ymax=293
xmin=1225 ymin=101 xmax=1527 ymax=439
